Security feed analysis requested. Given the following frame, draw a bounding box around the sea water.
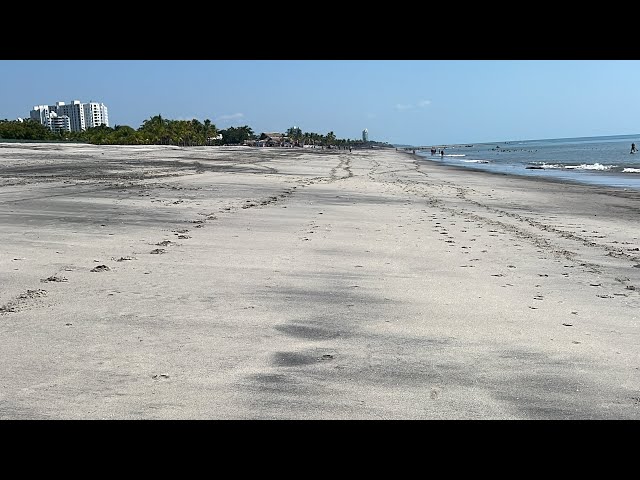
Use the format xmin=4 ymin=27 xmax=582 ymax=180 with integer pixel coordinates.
xmin=411 ymin=134 xmax=640 ymax=190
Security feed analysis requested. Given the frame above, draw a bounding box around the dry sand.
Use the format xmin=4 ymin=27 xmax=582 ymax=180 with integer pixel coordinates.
xmin=1 ymin=142 xmax=639 ymax=419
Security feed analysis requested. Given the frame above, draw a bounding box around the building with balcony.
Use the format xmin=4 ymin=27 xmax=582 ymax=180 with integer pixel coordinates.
xmin=83 ymin=102 xmax=109 ymax=129
xmin=49 ymin=112 xmax=71 ymax=134
xmin=29 ymin=100 xmax=109 ymax=132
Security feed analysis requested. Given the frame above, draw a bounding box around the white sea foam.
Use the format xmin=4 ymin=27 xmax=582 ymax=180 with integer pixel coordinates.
xmin=623 ymin=168 xmax=640 ymax=173
xmin=533 ymin=163 xmax=562 ymax=169
xmin=564 ymin=163 xmax=613 ymax=171
xmin=462 ymin=159 xmax=489 ymax=163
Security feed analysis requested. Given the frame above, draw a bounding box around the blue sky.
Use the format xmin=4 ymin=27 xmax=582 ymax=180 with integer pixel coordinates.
xmin=2 ymin=60 xmax=640 ymax=146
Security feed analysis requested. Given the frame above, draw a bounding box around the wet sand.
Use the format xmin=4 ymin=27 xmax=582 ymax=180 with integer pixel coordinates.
xmin=1 ymin=142 xmax=639 ymax=419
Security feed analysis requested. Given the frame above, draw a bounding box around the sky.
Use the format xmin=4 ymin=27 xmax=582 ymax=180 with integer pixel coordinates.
xmin=2 ymin=60 xmax=640 ymax=147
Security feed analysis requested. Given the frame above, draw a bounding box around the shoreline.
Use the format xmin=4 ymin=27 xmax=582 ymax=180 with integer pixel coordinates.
xmin=1 ymin=143 xmax=638 ymax=419
xmin=407 ymin=150 xmax=640 ymax=195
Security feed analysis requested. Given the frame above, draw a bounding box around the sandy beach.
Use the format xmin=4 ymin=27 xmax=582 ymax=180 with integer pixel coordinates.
xmin=1 ymin=142 xmax=639 ymax=420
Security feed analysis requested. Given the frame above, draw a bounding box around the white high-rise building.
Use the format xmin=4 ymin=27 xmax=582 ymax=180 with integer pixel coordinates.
xmin=83 ymin=102 xmax=109 ymax=129
xmin=54 ymin=101 xmax=84 ymax=132
xmin=29 ymin=100 xmax=109 ymax=132
xmin=30 ymin=105 xmax=55 ymax=128
xmin=49 ymin=112 xmax=71 ymax=134
xmin=362 ymin=128 xmax=369 ymax=142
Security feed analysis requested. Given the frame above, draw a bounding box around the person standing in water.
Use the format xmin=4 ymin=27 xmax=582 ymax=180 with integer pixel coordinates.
xmin=631 ymin=143 xmax=637 ymax=154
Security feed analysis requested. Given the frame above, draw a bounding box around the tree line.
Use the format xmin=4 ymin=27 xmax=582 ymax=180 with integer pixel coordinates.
xmin=0 ymin=115 xmax=384 ymax=148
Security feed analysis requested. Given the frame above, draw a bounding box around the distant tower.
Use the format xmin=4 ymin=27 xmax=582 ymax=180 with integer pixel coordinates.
xmin=362 ymin=128 xmax=368 ymax=142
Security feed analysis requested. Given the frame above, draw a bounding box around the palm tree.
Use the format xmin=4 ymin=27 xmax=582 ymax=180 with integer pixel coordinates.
xmin=203 ymin=119 xmax=212 ymax=145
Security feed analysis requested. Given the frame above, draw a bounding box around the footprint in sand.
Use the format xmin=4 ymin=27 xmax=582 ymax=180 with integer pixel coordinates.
xmin=1 ymin=289 xmax=48 ymax=314
xmin=90 ymin=265 xmax=110 ymax=272
xmin=41 ymin=275 xmax=68 ymax=283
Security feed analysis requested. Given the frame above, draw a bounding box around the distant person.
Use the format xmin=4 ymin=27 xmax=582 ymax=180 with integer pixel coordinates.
xmin=631 ymin=143 xmax=637 ymax=154
xmin=440 ymin=149 xmax=444 ymax=157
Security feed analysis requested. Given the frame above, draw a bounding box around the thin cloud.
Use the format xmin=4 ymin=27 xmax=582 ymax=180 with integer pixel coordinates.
xmin=217 ymin=113 xmax=244 ymax=122
xmin=395 ymin=100 xmax=432 ymax=111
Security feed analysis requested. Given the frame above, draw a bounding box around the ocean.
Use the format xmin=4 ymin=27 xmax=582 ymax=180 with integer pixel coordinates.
xmin=408 ymin=134 xmax=640 ymax=190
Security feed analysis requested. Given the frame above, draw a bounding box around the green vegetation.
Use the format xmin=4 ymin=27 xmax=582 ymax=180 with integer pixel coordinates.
xmin=0 ymin=118 xmax=59 ymax=141
xmin=0 ymin=115 xmax=389 ymax=148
